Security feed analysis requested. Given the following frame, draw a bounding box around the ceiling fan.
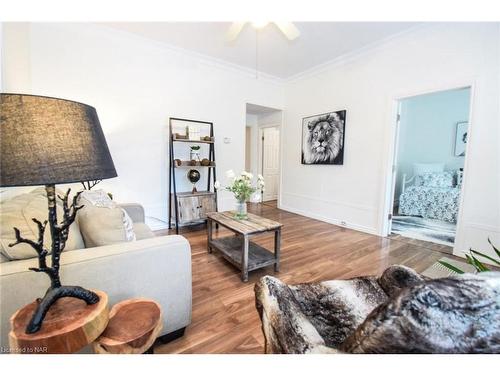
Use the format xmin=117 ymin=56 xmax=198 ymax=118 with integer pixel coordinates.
xmin=226 ymin=22 xmax=300 ymax=41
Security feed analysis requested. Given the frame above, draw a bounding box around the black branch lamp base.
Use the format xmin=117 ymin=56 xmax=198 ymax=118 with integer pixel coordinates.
xmin=26 ymin=286 xmax=99 ymax=334
xmin=8 ymin=185 xmax=100 ymax=334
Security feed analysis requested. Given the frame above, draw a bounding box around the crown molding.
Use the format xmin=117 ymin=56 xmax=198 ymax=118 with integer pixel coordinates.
xmin=91 ymin=23 xmax=285 ymax=86
xmin=25 ymin=23 xmax=436 ymax=86
xmin=285 ymin=23 xmax=432 ymax=84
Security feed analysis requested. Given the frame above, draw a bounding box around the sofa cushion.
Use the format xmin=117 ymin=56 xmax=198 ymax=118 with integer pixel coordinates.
xmin=0 ymin=253 xmax=9 ymax=263
xmin=0 ymin=189 xmax=85 ymax=260
xmin=133 ymin=223 xmax=155 ymax=240
xmin=340 ymin=272 xmax=500 ymax=353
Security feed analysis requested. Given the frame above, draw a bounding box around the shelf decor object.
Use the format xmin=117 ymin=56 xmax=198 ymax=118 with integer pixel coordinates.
xmin=187 ymin=124 xmax=200 ymax=141
xmin=169 ymin=117 xmax=218 ymax=233
xmin=187 ymin=169 xmax=201 ymax=194
xmin=0 ymin=93 xmax=117 ymax=334
xmin=190 ymin=145 xmax=201 ymax=161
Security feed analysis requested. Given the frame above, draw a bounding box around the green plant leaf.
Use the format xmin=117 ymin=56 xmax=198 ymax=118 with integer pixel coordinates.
xmin=468 ymin=254 xmax=490 ymax=272
xmin=438 ymin=261 xmax=465 ymax=274
xmin=465 ymin=254 xmax=480 ymax=272
xmin=470 ymin=249 xmax=500 ymax=266
xmin=488 ymin=238 xmax=500 ymax=258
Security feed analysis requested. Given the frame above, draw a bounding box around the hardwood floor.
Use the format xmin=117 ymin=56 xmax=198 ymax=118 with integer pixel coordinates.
xmin=389 ymin=233 xmax=453 ymax=254
xmin=154 ymin=202 xmax=454 ymax=354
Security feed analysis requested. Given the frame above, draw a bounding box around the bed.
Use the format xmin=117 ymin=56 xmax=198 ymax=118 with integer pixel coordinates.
xmin=398 ymin=170 xmax=462 ymax=223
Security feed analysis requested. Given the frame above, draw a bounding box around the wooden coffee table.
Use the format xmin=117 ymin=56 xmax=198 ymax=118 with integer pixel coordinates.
xmin=207 ymin=211 xmax=282 ymax=282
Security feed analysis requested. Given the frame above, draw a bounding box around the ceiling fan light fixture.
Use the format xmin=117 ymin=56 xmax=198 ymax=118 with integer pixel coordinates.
xmin=226 ymin=22 xmax=300 ymax=42
xmin=251 ymin=21 xmax=269 ymax=29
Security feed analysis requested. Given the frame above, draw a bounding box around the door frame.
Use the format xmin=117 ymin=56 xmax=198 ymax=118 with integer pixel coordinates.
xmin=258 ymin=124 xmax=281 ymax=202
xmin=385 ymin=101 xmax=403 ymax=235
xmin=380 ymin=81 xmax=476 ymax=251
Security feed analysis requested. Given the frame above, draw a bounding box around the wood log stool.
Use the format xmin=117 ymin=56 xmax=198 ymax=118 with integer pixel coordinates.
xmin=93 ymin=299 xmax=162 ymax=354
xmin=9 ymin=290 xmax=109 ymax=354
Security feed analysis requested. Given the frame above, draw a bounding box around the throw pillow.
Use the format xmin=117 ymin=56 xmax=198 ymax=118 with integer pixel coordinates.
xmin=340 ymin=272 xmax=500 ymax=353
xmin=0 ymin=189 xmax=85 ymax=260
xmin=77 ymin=190 xmax=136 ymax=247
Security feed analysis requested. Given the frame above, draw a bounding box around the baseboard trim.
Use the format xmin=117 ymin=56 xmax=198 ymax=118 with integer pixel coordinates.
xmin=282 ymin=191 xmax=376 ymax=212
xmin=279 ymin=203 xmax=380 ymax=236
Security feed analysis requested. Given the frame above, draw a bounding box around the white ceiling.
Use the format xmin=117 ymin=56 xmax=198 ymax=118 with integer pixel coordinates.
xmin=101 ymin=22 xmax=420 ymax=79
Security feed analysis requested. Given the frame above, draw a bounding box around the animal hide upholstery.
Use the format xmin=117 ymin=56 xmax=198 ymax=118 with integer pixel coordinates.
xmin=254 ymin=265 xmax=500 ymax=354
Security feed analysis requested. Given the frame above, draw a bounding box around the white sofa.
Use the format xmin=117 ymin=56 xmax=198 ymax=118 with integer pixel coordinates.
xmin=0 ymin=190 xmax=192 ymax=352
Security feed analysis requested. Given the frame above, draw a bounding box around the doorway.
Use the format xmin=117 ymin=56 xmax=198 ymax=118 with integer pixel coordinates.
xmin=387 ymin=87 xmax=472 ymax=248
xmin=245 ymin=103 xmax=282 ymax=203
xmin=260 ymin=126 xmax=280 ymax=201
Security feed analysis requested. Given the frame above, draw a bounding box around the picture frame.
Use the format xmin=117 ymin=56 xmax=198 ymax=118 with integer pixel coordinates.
xmin=301 ymin=110 xmax=346 ymax=165
xmin=454 ymin=121 xmax=468 ymax=157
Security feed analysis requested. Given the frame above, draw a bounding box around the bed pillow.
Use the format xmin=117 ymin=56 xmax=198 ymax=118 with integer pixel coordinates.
xmin=413 ymin=163 xmax=444 ymax=175
xmin=415 ymin=172 xmax=454 ymax=188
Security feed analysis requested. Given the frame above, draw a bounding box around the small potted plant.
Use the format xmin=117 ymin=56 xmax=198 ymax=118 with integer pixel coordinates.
xmin=190 ymin=145 xmax=201 ymax=161
xmin=215 ymin=170 xmax=265 ymax=219
xmin=439 ymin=238 xmax=499 ymax=273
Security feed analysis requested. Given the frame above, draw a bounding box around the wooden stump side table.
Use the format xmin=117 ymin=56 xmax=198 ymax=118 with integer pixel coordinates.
xmin=207 ymin=211 xmax=282 ymax=282
xmin=9 ymin=290 xmax=109 ymax=354
xmin=93 ymin=299 xmax=162 ymax=354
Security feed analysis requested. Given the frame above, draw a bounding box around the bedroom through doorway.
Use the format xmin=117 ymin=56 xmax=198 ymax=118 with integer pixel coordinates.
xmin=388 ymin=87 xmax=471 ymax=248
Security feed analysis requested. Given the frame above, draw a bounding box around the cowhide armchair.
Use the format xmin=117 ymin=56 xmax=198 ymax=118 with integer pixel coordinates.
xmin=254 ymin=265 xmax=500 ymax=354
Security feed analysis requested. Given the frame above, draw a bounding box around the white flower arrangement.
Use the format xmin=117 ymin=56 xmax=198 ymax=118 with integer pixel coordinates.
xmin=215 ymin=170 xmax=265 ymax=203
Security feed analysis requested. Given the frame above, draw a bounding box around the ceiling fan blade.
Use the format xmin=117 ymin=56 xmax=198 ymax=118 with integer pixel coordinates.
xmin=274 ymin=22 xmax=300 ymax=40
xmin=226 ymin=22 xmax=246 ymax=42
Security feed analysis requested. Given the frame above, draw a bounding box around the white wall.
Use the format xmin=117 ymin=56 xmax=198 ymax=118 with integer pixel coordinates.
xmin=394 ymin=87 xmax=470 ymax=200
xmin=1 ymin=23 xmax=285 ymax=228
xmin=281 ymin=23 xmax=500 ymax=259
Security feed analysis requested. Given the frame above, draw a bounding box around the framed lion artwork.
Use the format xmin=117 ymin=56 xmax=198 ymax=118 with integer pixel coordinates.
xmin=301 ymin=110 xmax=346 ymax=165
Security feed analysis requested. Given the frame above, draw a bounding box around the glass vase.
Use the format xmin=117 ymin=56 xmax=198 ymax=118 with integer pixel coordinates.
xmin=234 ymin=201 xmax=248 ymax=220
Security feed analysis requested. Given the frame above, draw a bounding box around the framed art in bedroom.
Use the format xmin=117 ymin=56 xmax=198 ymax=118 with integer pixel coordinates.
xmin=454 ymin=121 xmax=468 ymax=157
xmin=301 ymin=110 xmax=346 ymax=165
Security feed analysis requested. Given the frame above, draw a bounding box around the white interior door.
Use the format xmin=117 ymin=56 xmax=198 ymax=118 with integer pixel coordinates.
xmin=261 ymin=126 xmax=280 ymax=201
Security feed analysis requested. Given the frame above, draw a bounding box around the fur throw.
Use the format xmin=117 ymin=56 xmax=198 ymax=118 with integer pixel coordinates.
xmin=342 ymin=272 xmax=500 ymax=353
xmin=254 ymin=265 xmax=500 ymax=354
